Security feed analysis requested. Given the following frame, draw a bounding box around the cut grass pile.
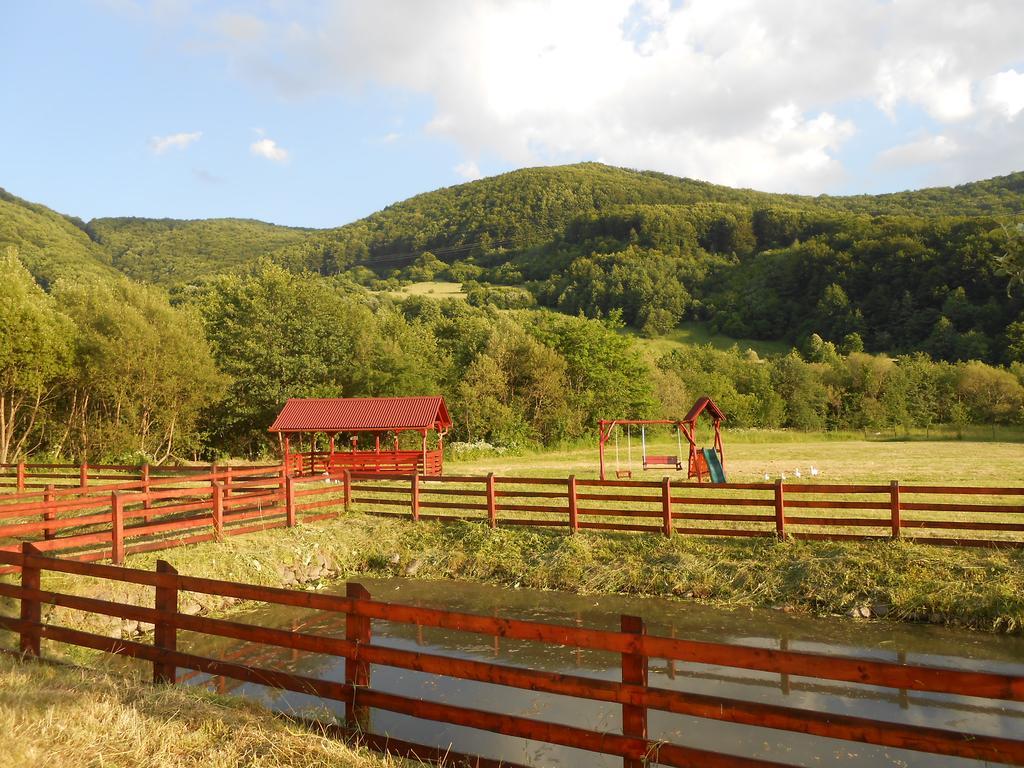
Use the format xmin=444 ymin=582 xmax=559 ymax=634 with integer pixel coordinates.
xmin=0 ymin=654 xmax=407 ymax=768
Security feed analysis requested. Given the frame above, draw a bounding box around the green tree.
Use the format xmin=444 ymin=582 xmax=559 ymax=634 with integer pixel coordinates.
xmin=0 ymin=248 xmax=75 ymax=462
xmin=956 ymin=361 xmax=1024 ymax=428
xmin=55 ymin=276 xmax=225 ymax=462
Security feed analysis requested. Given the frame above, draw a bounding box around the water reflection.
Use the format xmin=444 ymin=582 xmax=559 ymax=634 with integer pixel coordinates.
xmin=178 ymin=579 xmax=1024 ymax=767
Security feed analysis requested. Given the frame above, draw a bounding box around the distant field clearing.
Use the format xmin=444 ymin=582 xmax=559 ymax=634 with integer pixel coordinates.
xmin=384 ymin=281 xmax=466 ymax=299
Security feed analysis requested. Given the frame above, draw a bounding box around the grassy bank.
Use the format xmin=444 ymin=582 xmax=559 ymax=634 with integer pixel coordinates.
xmin=0 ymin=653 xmax=406 ymax=768
xmin=5 ymin=514 xmax=1022 ymax=647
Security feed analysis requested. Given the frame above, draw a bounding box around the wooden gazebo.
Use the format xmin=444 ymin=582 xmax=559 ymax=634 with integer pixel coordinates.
xmin=269 ymin=396 xmax=452 ymax=476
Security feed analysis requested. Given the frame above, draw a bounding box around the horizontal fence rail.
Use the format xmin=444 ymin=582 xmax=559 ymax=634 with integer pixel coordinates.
xmin=1 ymin=547 xmax=1023 ymax=767
xmin=0 ymin=461 xmax=281 ymax=493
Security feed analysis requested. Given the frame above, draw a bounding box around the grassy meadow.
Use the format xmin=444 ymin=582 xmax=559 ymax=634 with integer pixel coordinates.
xmin=384 ymin=280 xmax=467 ymax=299
xmin=624 ymin=321 xmax=791 ymax=358
xmin=447 ymin=432 xmax=1024 ymax=486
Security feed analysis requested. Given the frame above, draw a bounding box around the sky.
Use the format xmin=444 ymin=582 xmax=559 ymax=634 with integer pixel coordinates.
xmin=2 ymin=0 xmax=1023 ymax=228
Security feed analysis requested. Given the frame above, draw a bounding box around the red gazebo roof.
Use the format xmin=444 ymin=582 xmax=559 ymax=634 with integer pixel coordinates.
xmin=269 ymin=396 xmax=452 ymax=433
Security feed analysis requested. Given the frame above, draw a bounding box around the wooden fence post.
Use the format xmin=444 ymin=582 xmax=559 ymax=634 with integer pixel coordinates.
xmin=212 ymin=482 xmax=225 ymax=540
xmin=621 ymin=614 xmax=648 ymax=768
xmin=774 ymin=479 xmax=787 ymax=540
xmin=567 ymin=475 xmax=578 ymax=533
xmin=80 ymin=462 xmax=88 ymax=489
xmin=343 ymin=470 xmax=352 ymax=512
xmin=345 ymin=582 xmax=372 ymax=734
xmin=16 ymin=461 xmax=25 ymax=493
xmin=111 ymin=492 xmax=125 ymax=565
xmin=210 ymin=462 xmax=218 ymax=489
xmin=285 ymin=475 xmax=296 ymax=527
xmin=153 ymin=560 xmax=178 ymax=685
xmin=410 ymin=474 xmax=420 ymax=522
xmin=141 ymin=464 xmax=152 ymax=515
xmin=43 ymin=484 xmax=56 ymax=540
xmin=19 ymin=542 xmax=41 ymax=657
xmin=486 ymin=473 xmax=497 ymax=529
xmin=224 ymin=465 xmax=233 ymax=499
xmin=661 ymin=477 xmax=673 ymax=538
xmin=890 ymin=480 xmax=902 ymax=540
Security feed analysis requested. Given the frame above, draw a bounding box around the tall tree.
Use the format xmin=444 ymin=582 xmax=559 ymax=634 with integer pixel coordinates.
xmin=0 ymin=248 xmax=74 ymax=462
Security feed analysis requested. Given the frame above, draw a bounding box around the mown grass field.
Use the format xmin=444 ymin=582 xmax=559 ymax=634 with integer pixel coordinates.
xmin=448 ymin=435 xmax=1024 ymax=486
xmin=384 ymin=281 xmax=466 ymax=299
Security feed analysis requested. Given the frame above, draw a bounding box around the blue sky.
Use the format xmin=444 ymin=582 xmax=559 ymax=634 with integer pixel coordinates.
xmin=2 ymin=1 xmax=1022 ymax=228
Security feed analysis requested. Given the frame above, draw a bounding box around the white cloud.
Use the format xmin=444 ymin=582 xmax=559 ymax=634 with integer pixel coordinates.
xmin=379 ymin=131 xmax=402 ymax=144
xmin=982 ymin=69 xmax=1024 ymax=119
xmin=150 ymin=131 xmax=202 ymax=154
xmin=454 ymin=160 xmax=481 ymax=180
xmin=250 ymin=137 xmax=289 ymax=162
xmin=150 ymin=0 xmax=1024 ymax=191
xmin=878 ymin=134 xmax=960 ymax=168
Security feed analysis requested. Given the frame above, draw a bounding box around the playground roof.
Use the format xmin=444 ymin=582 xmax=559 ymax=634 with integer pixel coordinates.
xmin=269 ymin=396 xmax=452 ymax=434
xmin=683 ymin=396 xmax=725 ymax=423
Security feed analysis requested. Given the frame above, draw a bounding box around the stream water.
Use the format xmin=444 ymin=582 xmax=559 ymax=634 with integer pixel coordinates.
xmin=177 ymin=578 xmax=1024 ymax=767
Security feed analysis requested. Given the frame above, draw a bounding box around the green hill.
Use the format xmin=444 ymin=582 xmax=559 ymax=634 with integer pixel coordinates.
xmin=296 ymin=164 xmax=1023 ymax=364
xmin=2 ymin=163 xmax=1022 ymax=363
xmin=0 ymin=188 xmax=116 ymax=286
xmin=299 ymin=163 xmax=1024 ymax=274
xmin=89 ymin=217 xmax=312 ymax=287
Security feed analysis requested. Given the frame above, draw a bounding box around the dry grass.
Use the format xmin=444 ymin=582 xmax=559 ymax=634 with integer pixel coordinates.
xmin=0 ymin=653 xmax=407 ymax=768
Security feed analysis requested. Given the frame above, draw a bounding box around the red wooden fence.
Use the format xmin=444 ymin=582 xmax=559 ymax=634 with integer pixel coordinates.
xmin=4 ymin=464 xmax=1024 ymax=565
xmin=1 ymin=546 xmax=1022 ymax=766
xmin=347 ymin=472 xmax=1024 ymax=547
xmin=0 ymin=468 xmax=348 ymax=575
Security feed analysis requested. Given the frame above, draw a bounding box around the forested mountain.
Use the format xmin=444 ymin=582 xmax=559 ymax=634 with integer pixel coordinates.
xmin=290 ymin=164 xmax=1024 ymax=365
xmin=2 ymin=164 xmax=1023 ymax=365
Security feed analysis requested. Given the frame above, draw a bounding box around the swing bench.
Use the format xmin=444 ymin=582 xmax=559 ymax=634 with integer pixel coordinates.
xmin=610 ymin=423 xmax=684 ymax=477
xmin=643 ymin=454 xmax=682 ymax=471
xmin=640 ymin=424 xmax=683 ymax=472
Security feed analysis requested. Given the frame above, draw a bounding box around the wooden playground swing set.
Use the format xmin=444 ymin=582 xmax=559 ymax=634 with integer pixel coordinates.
xmin=598 ymin=397 xmax=726 ymax=483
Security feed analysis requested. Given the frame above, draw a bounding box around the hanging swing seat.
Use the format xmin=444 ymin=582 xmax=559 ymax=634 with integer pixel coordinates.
xmin=615 ymin=469 xmax=633 ymax=479
xmin=643 ymin=455 xmax=683 ymax=471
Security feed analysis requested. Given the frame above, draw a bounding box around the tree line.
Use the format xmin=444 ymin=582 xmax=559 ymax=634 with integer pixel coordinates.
xmin=3 ymin=248 xmax=1022 ymax=464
